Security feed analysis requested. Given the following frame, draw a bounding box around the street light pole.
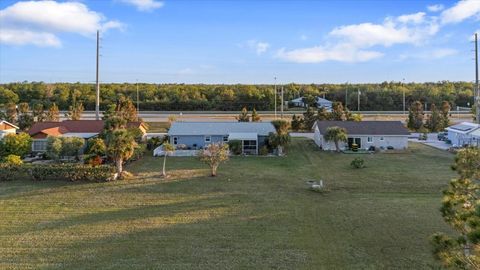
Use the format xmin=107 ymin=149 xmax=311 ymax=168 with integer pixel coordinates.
xmin=136 ymin=79 xmax=139 ymax=116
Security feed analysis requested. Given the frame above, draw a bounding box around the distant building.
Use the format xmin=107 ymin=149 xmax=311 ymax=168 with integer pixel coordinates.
xmin=167 ymin=122 xmax=276 ymax=155
xmin=28 ymin=120 xmax=147 ymax=152
xmin=446 ymin=122 xmax=480 ymax=147
xmin=289 ymin=96 xmax=333 ymax=110
xmin=0 ymin=120 xmax=19 ymax=139
xmin=313 ymin=121 xmax=410 ymax=151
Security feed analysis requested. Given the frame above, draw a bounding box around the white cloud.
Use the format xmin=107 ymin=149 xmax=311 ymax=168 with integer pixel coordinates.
xmin=0 ymin=0 xmax=123 ymax=47
xmin=120 ymin=0 xmax=164 ymax=12
xmin=276 ymin=43 xmax=383 ymax=63
xmin=427 ymin=4 xmax=444 ymax=12
xmin=400 ymin=48 xmax=458 ymax=60
xmin=397 ymin=12 xmax=426 ymax=24
xmin=300 ymin=34 xmax=308 ymax=41
xmin=245 ymin=40 xmax=270 ymax=55
xmin=441 ymin=0 xmax=480 ymax=24
xmin=0 ymin=29 xmax=61 ymax=47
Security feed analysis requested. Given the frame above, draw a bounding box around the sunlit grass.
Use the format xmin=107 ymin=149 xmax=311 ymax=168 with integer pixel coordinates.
xmin=0 ymin=139 xmax=455 ymax=269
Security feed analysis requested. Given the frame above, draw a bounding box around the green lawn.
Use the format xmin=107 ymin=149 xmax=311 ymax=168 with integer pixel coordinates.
xmin=0 ymin=140 xmax=456 ymax=269
xmin=146 ymin=122 xmax=170 ymax=132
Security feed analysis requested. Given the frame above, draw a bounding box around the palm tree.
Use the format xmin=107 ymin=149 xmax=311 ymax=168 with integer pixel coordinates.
xmin=268 ymin=132 xmax=290 ymax=156
xmin=324 ymin=126 xmax=347 ymax=152
xmin=106 ymin=129 xmax=137 ymax=178
xmin=161 ymin=142 xmax=175 ymax=177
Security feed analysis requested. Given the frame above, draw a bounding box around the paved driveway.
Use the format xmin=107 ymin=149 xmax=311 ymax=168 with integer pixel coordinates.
xmin=290 ymin=132 xmax=315 ymax=139
xmin=409 ymin=133 xmax=451 ymax=150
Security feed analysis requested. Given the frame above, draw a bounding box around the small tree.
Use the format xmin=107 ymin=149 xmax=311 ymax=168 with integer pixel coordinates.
xmin=32 ymin=103 xmax=46 ymax=122
xmin=431 ymin=147 xmax=480 ymax=269
xmin=302 ymin=107 xmax=316 ymax=130
xmin=45 ymin=103 xmax=60 ymax=121
xmin=291 ymin=114 xmax=303 ymax=131
xmin=441 ymin=101 xmax=451 ymax=129
xmin=5 ymin=103 xmax=17 ymax=124
xmin=331 ymin=102 xmax=346 ymax=121
xmin=407 ymin=101 xmax=424 ymax=131
xmin=46 ymin=137 xmax=63 ymax=160
xmin=86 ymin=138 xmax=106 ymax=156
xmin=251 ymin=108 xmax=261 ymax=122
xmin=317 ymin=107 xmax=331 ymax=121
xmin=236 ymin=107 xmax=250 ymax=122
xmin=17 ymin=103 xmax=34 ymax=131
xmin=65 ymin=102 xmax=84 ymax=120
xmin=324 ymin=126 xmax=347 ymax=152
xmin=198 ymin=143 xmax=229 ymax=176
xmin=268 ymin=132 xmax=290 ymax=156
xmin=0 ymin=133 xmax=32 ymax=158
xmin=426 ymin=103 xmax=442 ymax=132
xmin=60 ymin=137 xmax=85 ymax=159
xmin=161 ymin=142 xmax=175 ymax=177
xmin=106 ymin=129 xmax=137 ymax=178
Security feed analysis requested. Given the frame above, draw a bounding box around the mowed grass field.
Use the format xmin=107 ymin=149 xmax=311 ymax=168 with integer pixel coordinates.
xmin=0 ymin=139 xmax=456 ymax=269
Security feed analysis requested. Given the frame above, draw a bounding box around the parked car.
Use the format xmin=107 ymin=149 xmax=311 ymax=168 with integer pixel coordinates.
xmin=437 ymin=132 xmax=448 ymax=141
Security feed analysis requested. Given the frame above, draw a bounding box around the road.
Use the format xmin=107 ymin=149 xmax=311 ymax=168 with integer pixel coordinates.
xmin=63 ymin=110 xmax=473 ymax=123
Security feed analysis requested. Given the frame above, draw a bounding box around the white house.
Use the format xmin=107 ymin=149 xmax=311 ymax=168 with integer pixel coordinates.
xmin=446 ymin=122 xmax=480 ymax=147
xmin=313 ymin=121 xmax=410 ymax=151
xmin=0 ymin=120 xmax=18 ymax=139
xmin=289 ymin=96 xmax=333 ymax=110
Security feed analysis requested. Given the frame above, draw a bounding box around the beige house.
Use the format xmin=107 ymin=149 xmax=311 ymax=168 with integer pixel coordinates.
xmin=0 ymin=120 xmax=19 ymax=139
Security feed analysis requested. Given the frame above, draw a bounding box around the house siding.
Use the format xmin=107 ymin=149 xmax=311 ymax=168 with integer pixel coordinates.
xmin=314 ymin=126 xmax=408 ymax=150
xmin=171 ymin=134 xmax=269 ymax=150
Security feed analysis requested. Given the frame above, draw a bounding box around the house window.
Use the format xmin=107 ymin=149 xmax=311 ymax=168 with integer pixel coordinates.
xmin=367 ymin=137 xmax=373 ymax=143
xmin=173 ymin=136 xmax=178 ymax=145
xmin=223 ymin=135 xmax=229 ymax=142
xmin=205 ymin=136 xmax=211 ymax=143
xmin=32 ymin=140 xmax=47 ymax=152
xmin=380 ymin=137 xmax=384 ymax=141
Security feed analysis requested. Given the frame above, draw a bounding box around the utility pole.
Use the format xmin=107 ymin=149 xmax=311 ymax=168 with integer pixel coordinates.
xmin=281 ymin=86 xmax=284 ymax=119
xmin=274 ymin=77 xmax=277 ymax=119
xmin=475 ymin=33 xmax=479 ymax=124
xmin=95 ymin=30 xmax=100 ymax=120
xmin=402 ymin=78 xmax=406 ymax=116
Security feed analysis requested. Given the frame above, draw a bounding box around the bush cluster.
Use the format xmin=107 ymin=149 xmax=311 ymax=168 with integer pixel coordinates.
xmin=0 ymin=164 xmax=114 ymax=182
xmin=350 ymin=158 xmax=366 ymax=169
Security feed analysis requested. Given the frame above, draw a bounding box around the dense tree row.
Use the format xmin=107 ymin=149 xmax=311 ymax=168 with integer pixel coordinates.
xmin=0 ymin=81 xmax=475 ymax=111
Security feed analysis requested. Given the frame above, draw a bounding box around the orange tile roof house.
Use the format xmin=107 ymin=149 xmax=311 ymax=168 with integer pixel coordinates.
xmin=0 ymin=120 xmax=19 ymax=139
xmin=28 ymin=120 xmax=147 ymax=152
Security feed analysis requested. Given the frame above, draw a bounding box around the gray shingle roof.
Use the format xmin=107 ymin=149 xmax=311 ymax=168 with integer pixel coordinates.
xmin=168 ymin=122 xmax=276 ymax=136
xmin=314 ymin=121 xmax=410 ymax=136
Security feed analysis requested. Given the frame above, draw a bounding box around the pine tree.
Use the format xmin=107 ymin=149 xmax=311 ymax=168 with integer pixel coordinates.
xmin=317 ymin=107 xmax=331 ymax=121
xmin=236 ymin=107 xmax=250 ymax=122
xmin=291 ymin=114 xmax=303 ymax=131
xmin=426 ymin=104 xmax=442 ymax=132
xmin=407 ymin=101 xmax=424 ymax=131
xmin=32 ymin=103 xmax=46 ymax=122
xmin=302 ymin=107 xmax=316 ymax=130
xmin=45 ymin=103 xmax=60 ymax=122
xmin=331 ymin=102 xmax=346 ymax=121
xmin=17 ymin=103 xmax=34 ymax=131
xmin=251 ymin=108 xmax=261 ymax=122
xmin=65 ymin=103 xmax=84 ymax=121
xmin=431 ymin=147 xmax=480 ymax=269
xmin=441 ymin=101 xmax=451 ymax=129
xmin=5 ymin=103 xmax=17 ymax=124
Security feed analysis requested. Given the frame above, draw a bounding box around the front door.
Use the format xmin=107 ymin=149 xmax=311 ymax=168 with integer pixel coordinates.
xmin=347 ymin=138 xmax=361 ymax=149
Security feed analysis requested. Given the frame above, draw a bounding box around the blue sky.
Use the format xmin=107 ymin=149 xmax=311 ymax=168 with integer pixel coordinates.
xmin=0 ymin=0 xmax=479 ymax=84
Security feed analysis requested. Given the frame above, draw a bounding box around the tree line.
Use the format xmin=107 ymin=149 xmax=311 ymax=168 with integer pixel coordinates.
xmin=0 ymin=81 xmax=475 ymax=112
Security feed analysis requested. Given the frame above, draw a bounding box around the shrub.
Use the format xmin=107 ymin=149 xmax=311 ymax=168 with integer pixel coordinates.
xmin=350 ymin=158 xmax=365 ymax=169
xmin=259 ymin=146 xmax=269 ymax=155
xmin=0 ymin=133 xmax=32 ymax=158
xmin=3 ymin=154 xmax=23 ymax=165
xmin=0 ymin=164 xmax=26 ymax=181
xmin=228 ymin=140 xmax=242 ymax=155
xmin=85 ymin=155 xmax=103 ymax=167
xmin=28 ymin=164 xmax=114 ymax=182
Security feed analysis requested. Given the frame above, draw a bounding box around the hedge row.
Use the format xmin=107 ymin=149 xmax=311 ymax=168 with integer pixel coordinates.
xmin=0 ymin=164 xmax=115 ymax=182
